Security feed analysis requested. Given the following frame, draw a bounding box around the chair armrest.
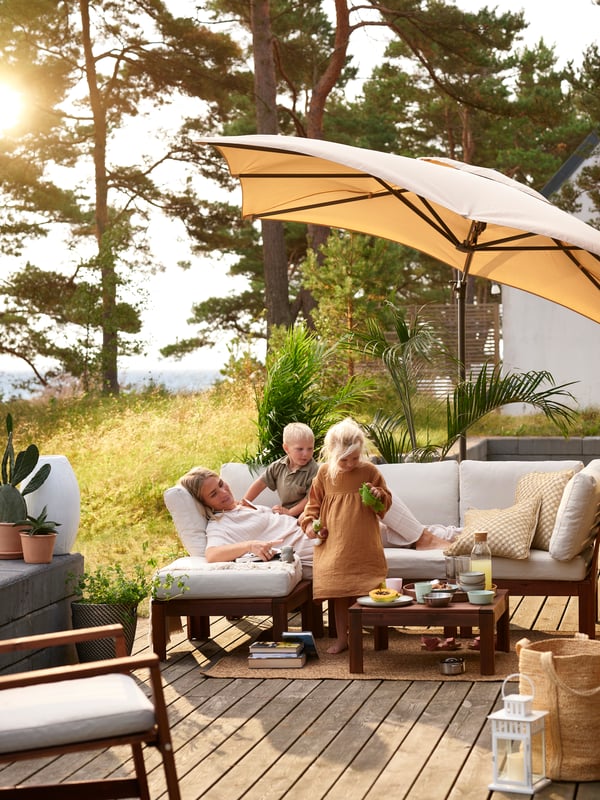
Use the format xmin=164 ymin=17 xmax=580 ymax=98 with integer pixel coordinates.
xmin=0 ymin=624 xmax=127 ymax=656
xmin=0 ymin=652 xmax=161 ymax=691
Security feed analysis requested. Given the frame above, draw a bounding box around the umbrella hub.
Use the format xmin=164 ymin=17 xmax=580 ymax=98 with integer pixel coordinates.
xmin=459 ymin=220 xmax=487 ymax=252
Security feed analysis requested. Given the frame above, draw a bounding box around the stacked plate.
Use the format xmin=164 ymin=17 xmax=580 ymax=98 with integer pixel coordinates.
xmin=458 ymin=570 xmax=485 ymax=592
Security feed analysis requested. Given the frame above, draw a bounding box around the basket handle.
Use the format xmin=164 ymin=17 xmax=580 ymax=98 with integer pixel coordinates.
xmin=540 ymin=651 xmax=600 ymax=697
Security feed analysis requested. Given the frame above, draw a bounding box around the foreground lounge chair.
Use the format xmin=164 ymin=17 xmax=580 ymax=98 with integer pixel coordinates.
xmin=0 ymin=624 xmax=180 ymax=799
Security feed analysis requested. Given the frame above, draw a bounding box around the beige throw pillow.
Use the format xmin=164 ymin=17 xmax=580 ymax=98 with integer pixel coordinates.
xmin=550 ymin=471 xmax=599 ymax=560
xmin=444 ymin=495 xmax=541 ymax=559
xmin=515 ymin=469 xmax=574 ymax=551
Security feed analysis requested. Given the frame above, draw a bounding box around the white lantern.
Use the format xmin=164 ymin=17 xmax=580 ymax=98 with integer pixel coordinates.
xmin=488 ymin=673 xmax=550 ymax=794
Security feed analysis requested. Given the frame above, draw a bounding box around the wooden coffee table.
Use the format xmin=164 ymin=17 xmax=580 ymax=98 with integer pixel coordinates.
xmin=348 ymin=589 xmax=509 ymax=676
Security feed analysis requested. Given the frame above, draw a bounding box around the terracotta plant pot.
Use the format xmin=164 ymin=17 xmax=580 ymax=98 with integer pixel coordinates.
xmin=0 ymin=522 xmax=29 ymax=559
xmin=20 ymin=532 xmax=57 ymax=564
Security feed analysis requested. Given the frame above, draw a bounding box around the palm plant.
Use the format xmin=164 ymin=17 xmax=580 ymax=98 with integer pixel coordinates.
xmin=247 ymin=325 xmax=373 ymax=464
xmin=345 ymin=305 xmax=577 ymax=462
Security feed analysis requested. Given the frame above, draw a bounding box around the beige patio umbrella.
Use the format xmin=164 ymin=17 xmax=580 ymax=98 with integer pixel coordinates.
xmin=199 ymin=134 xmax=600 ymax=454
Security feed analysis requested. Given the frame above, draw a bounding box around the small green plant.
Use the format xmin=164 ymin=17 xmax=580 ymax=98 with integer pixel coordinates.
xmin=68 ymin=563 xmax=152 ymax=605
xmin=17 ymin=505 xmax=61 ymax=536
xmin=0 ymin=413 xmax=51 ymax=522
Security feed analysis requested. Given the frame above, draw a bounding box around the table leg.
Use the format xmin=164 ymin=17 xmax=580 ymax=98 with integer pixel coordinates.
xmin=478 ymin=611 xmax=496 ymax=675
xmin=374 ymin=625 xmax=389 ymax=651
xmin=348 ymin=607 xmax=364 ymax=673
xmin=496 ymin=597 xmax=510 ymax=653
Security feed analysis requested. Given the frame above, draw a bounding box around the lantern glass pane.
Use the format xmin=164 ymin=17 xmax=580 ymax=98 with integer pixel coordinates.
xmin=498 ymin=740 xmax=526 ymax=785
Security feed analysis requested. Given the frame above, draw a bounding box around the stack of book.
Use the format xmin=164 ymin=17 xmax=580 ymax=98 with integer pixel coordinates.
xmin=248 ymin=640 xmax=306 ymax=668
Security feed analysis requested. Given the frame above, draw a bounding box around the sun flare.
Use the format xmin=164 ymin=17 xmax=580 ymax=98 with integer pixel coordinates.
xmin=0 ymin=84 xmax=23 ymax=132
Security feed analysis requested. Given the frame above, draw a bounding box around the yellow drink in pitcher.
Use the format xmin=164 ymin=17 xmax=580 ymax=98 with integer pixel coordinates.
xmin=470 ymin=558 xmax=492 ymax=590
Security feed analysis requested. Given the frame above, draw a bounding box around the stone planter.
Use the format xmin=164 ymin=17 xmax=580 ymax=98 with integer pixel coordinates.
xmin=71 ymin=602 xmax=138 ymax=661
xmin=20 ymin=532 xmax=57 ymax=564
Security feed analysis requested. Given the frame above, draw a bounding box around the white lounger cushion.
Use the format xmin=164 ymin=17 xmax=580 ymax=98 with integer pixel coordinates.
xmin=154 ymin=555 xmax=303 ymax=599
xmin=0 ymin=673 xmax=155 ymax=754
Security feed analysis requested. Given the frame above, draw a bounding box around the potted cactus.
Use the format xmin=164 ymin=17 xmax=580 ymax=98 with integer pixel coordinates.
xmin=0 ymin=414 xmax=52 ymax=559
xmin=18 ymin=506 xmax=61 ymax=564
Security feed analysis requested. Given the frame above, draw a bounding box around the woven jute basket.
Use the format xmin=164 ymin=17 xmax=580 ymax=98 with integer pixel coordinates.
xmin=516 ymin=633 xmax=600 ymax=781
xmin=71 ymin=602 xmax=138 ymax=661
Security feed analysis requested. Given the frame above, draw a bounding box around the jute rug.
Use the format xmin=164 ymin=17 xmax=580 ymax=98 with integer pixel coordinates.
xmin=201 ymin=628 xmax=574 ymax=681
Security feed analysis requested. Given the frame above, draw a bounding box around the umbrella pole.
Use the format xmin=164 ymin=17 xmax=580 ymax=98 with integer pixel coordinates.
xmin=456 ymin=276 xmax=467 ymax=462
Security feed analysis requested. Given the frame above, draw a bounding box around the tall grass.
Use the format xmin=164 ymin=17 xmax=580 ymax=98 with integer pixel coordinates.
xmin=2 ymin=384 xmax=257 ymax=572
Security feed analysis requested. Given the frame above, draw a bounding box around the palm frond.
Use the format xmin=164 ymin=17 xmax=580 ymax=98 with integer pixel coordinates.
xmin=443 ymin=364 xmax=578 ymax=458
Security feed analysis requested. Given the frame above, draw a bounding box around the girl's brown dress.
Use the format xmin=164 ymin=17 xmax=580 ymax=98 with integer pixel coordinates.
xmin=303 ymin=461 xmax=392 ymax=601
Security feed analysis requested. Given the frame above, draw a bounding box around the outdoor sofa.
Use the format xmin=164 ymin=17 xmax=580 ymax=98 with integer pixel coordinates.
xmin=151 ymin=458 xmax=600 ymax=658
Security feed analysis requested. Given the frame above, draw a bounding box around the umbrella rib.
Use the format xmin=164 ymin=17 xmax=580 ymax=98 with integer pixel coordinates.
xmin=242 ymin=187 xmax=394 ymax=219
xmin=373 ymin=177 xmax=462 ymax=247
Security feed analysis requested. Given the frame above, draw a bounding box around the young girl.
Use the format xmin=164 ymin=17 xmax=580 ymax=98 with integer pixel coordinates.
xmin=301 ymin=418 xmax=392 ymax=654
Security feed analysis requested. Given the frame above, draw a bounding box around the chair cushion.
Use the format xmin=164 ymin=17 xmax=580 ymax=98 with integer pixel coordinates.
xmin=153 ymin=556 xmax=303 ymax=599
xmin=444 ymin=495 xmax=541 ymax=559
xmin=515 ymin=469 xmax=574 ymax=550
xmin=0 ymin=674 xmax=155 ymax=754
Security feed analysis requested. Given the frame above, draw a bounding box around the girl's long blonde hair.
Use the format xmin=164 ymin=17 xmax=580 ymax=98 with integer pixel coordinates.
xmin=321 ymin=418 xmax=368 ymax=481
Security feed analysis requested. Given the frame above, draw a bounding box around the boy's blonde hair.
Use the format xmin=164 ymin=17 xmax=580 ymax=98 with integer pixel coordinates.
xmin=321 ymin=418 xmax=367 ymax=480
xmin=283 ymin=422 xmax=314 ymax=445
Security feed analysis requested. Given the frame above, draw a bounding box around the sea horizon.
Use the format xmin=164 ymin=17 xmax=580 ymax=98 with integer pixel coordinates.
xmin=0 ymin=366 xmax=220 ymax=399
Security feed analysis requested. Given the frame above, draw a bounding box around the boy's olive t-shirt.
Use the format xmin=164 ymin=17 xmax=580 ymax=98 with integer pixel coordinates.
xmin=263 ymin=456 xmax=318 ymax=509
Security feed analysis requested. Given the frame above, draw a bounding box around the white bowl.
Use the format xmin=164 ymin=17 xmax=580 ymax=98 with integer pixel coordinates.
xmin=467 ymin=590 xmax=495 ymax=605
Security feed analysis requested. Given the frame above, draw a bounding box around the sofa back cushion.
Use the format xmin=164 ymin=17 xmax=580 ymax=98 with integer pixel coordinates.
xmin=164 ymin=485 xmax=208 ymax=557
xmin=220 ymin=463 xmax=279 ymax=506
xmin=377 ymin=461 xmax=460 ymax=526
xmin=459 ymin=460 xmax=583 ymax=525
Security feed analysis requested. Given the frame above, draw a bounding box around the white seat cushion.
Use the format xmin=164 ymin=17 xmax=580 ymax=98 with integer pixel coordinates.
xmin=0 ymin=673 xmax=155 ymax=754
xmin=384 ymin=546 xmax=589 ymax=582
xmin=154 ymin=556 xmax=303 ymax=599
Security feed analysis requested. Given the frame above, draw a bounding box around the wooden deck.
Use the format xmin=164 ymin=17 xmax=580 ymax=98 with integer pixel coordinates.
xmin=2 ymin=590 xmax=599 ymax=800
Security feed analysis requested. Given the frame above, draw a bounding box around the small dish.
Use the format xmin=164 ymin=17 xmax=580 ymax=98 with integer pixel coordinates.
xmin=357 ymin=595 xmax=413 ymax=607
xmin=467 ymin=589 xmax=495 ymax=605
xmin=423 ymin=592 xmax=452 ymax=608
xmin=458 ymin=571 xmax=486 ymax=584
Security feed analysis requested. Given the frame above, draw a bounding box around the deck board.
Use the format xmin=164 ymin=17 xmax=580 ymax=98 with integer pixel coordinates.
xmin=2 ymin=583 xmax=599 ymax=800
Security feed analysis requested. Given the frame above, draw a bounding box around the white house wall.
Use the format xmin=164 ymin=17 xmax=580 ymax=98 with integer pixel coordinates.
xmin=502 ymin=136 xmax=600 ymax=412
xmin=502 ymin=286 xmax=600 ymax=411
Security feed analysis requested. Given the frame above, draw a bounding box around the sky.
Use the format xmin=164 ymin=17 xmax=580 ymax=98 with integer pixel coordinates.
xmin=2 ymin=1 xmax=599 ymax=378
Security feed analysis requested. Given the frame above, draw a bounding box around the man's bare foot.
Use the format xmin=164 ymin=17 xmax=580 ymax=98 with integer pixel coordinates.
xmin=415 ymin=529 xmax=449 ymax=550
xmin=326 ymin=640 xmax=348 ymax=654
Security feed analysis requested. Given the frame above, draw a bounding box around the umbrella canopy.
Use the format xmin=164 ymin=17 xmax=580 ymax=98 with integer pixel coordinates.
xmin=199 ymin=134 xmax=600 ymax=320
xmin=199 ymin=134 xmax=600 ymax=455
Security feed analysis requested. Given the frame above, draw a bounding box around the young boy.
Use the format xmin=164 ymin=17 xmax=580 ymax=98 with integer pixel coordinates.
xmin=243 ymin=422 xmax=318 ymax=517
